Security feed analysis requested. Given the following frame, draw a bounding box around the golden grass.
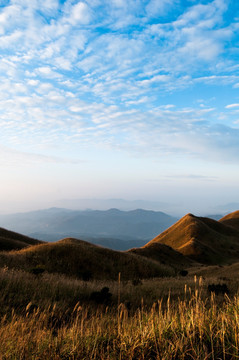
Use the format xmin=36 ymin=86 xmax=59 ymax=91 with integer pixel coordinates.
xmin=0 ymin=265 xmax=239 ymax=358
xmin=0 ymin=276 xmax=239 ymax=359
xmin=220 ymin=210 xmax=239 ymax=230
xmin=0 ymin=239 xmax=175 ymax=281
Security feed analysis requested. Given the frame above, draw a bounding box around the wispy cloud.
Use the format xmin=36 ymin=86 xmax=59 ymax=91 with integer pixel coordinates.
xmin=225 ymin=104 xmax=239 ymax=109
xmin=0 ymin=145 xmax=83 ymax=166
xmin=165 ymin=174 xmax=219 ymax=182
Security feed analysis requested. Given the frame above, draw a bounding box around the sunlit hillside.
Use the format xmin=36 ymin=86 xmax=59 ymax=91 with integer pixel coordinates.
xmin=0 ymin=237 xmax=174 ymax=280
xmin=147 ymin=212 xmax=239 ymax=264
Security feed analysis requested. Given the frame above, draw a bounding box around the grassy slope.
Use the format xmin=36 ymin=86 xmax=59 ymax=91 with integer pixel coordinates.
xmin=0 ymin=227 xmax=42 ymax=251
xmin=0 ymin=238 xmax=175 ymax=280
xmin=128 ymin=242 xmax=193 ymax=269
xmin=147 ymin=213 xmax=239 ymax=264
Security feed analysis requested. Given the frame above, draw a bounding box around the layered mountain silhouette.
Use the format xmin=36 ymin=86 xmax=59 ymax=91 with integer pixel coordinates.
xmin=0 ymin=208 xmax=178 ymax=244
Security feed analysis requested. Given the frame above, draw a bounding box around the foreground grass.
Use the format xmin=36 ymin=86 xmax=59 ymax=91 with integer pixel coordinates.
xmin=1 ymin=267 xmax=239 ymax=359
xmin=1 ymin=291 xmax=239 ymax=359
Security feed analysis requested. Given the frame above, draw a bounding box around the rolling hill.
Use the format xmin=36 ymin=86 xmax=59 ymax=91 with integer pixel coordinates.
xmin=0 ymin=237 xmax=176 ymax=280
xmin=146 ymin=212 xmax=239 ymax=264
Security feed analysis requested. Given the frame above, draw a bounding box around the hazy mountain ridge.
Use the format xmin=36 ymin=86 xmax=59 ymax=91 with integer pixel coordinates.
xmin=0 ymin=208 xmax=178 ymax=245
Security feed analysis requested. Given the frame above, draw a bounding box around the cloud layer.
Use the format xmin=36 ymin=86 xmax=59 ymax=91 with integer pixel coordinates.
xmin=0 ymin=0 xmax=239 ymax=212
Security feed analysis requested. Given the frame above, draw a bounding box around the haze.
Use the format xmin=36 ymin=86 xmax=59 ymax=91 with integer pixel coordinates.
xmin=0 ymin=0 xmax=239 ymax=215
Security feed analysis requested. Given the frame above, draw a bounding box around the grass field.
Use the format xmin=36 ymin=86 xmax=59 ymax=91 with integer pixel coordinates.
xmin=0 ymin=265 xmax=239 ymax=359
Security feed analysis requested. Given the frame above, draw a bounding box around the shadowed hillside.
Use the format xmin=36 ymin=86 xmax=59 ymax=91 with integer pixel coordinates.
xmin=128 ymin=242 xmax=193 ymax=269
xmin=147 ymin=213 xmax=239 ymax=264
xmin=0 ymin=238 xmax=175 ymax=280
xmin=0 ymin=227 xmax=42 ymax=251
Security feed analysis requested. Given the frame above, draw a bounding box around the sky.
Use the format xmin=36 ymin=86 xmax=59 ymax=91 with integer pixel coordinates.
xmin=0 ymin=0 xmax=239 ymax=215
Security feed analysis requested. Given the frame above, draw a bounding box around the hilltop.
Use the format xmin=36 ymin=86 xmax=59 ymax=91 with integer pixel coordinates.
xmin=147 ymin=212 xmax=239 ymax=264
xmin=0 ymin=237 xmax=175 ymax=280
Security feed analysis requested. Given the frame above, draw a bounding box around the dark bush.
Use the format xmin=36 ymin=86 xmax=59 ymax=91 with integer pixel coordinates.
xmin=132 ymin=278 xmax=142 ymax=286
xmin=208 ymin=283 xmax=229 ymax=295
xmin=125 ymin=301 xmax=131 ymax=311
xmin=179 ymin=270 xmax=188 ymax=277
xmin=81 ymin=270 xmax=92 ymax=281
xmin=90 ymin=287 xmax=112 ymax=304
xmin=29 ymin=266 xmax=45 ymax=276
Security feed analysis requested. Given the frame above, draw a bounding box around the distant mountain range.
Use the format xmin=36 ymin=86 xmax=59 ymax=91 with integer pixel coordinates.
xmin=55 ymin=198 xmax=238 ymax=214
xmin=55 ymin=198 xmax=170 ymax=212
xmin=0 ymin=208 xmax=179 ymax=249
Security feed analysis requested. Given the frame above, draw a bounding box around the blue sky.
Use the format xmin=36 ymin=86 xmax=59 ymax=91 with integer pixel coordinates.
xmin=0 ymin=0 xmax=239 ymax=214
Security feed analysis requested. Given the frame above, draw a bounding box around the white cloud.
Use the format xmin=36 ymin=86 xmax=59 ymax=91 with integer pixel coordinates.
xmin=179 ymin=36 xmax=221 ymax=61
xmin=163 ymin=104 xmax=175 ymax=109
xmin=225 ymin=104 xmax=239 ymax=109
xmin=0 ymin=30 xmax=23 ymax=48
xmin=139 ymin=74 xmax=170 ymax=86
xmin=27 ymin=79 xmax=39 ymax=86
xmin=54 ymin=57 xmax=72 ymax=70
xmin=36 ymin=66 xmax=62 ymax=79
xmin=146 ymin=0 xmax=174 ymax=17
xmin=36 ymin=83 xmax=53 ymax=93
xmin=67 ymin=2 xmax=91 ymax=25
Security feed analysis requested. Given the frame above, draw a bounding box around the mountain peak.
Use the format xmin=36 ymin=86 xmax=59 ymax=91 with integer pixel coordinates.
xmin=145 ymin=212 xmax=239 ymax=265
